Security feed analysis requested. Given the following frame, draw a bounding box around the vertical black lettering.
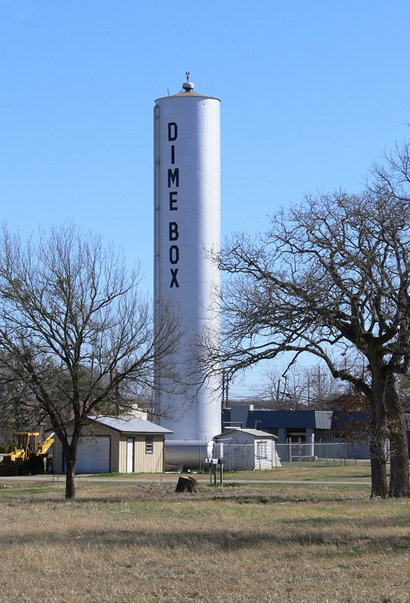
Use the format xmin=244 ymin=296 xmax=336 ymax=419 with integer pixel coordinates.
xmin=169 ymin=191 xmax=178 ymax=210
xmin=167 ymin=123 xmax=180 ymax=287
xmin=170 ymin=268 xmax=179 ymax=288
xmin=167 ymin=168 xmax=179 ymax=188
xmin=168 ymin=122 xmax=178 ymax=141
xmin=169 ymin=222 xmax=179 ymax=241
xmin=169 ymin=245 xmax=179 ymax=265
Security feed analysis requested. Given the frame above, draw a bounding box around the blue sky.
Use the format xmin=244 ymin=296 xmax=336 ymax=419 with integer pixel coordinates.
xmin=1 ymin=0 xmax=409 ymax=396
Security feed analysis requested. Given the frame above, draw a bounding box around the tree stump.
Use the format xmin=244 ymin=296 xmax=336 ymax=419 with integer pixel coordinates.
xmin=175 ymin=475 xmax=197 ymax=493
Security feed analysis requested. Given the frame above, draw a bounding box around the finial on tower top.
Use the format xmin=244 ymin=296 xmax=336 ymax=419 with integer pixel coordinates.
xmin=182 ymin=71 xmax=194 ymax=92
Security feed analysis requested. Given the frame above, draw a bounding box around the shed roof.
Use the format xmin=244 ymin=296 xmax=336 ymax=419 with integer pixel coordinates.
xmin=215 ymin=427 xmax=278 ymax=439
xmin=87 ymin=415 xmax=172 ymax=435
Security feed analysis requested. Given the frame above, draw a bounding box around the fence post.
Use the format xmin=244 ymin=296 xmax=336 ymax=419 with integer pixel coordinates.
xmin=298 ymin=438 xmax=301 ymax=469
xmin=310 ymin=433 xmax=314 ymax=462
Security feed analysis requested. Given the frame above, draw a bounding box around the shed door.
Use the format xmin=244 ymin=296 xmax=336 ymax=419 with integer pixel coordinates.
xmin=75 ymin=436 xmax=110 ymax=474
xmin=126 ymin=437 xmax=134 ymax=473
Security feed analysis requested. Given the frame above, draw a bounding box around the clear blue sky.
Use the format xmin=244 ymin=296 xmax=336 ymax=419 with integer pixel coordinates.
xmin=1 ymin=0 xmax=409 ymax=396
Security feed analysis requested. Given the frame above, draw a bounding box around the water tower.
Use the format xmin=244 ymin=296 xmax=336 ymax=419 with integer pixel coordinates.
xmin=153 ymin=74 xmax=221 ymax=465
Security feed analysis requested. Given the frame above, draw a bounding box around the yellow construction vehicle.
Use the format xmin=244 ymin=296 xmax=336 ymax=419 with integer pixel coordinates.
xmin=0 ymin=431 xmax=54 ymax=476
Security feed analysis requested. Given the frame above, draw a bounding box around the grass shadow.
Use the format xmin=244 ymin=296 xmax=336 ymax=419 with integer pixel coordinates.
xmin=1 ymin=526 xmax=408 ymax=555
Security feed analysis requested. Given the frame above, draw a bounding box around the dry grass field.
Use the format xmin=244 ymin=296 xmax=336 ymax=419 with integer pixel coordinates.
xmin=0 ymin=466 xmax=409 ymax=602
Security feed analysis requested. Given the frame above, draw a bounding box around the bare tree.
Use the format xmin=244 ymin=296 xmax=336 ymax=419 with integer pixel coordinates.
xmin=259 ymin=367 xmax=302 ymax=409
xmin=0 ymin=225 xmax=180 ymax=498
xmin=0 ymin=368 xmax=45 ymax=444
xmin=260 ymin=363 xmax=343 ymax=410
xmin=210 ymin=149 xmax=409 ymax=498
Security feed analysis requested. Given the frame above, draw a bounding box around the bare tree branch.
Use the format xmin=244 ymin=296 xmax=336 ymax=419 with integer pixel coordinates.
xmin=204 ymin=145 xmax=409 ymax=498
xmin=0 ymin=224 xmax=181 ymax=498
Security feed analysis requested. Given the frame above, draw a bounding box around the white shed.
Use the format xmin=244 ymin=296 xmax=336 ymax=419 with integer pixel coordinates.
xmin=214 ymin=428 xmax=281 ymax=471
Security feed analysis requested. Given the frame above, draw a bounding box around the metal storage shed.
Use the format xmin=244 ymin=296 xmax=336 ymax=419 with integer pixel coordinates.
xmin=53 ymin=416 xmax=172 ymax=474
xmin=214 ymin=427 xmax=281 ymax=471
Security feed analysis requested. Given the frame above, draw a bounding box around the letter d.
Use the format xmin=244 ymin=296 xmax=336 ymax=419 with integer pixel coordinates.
xmin=168 ymin=122 xmax=178 ymax=141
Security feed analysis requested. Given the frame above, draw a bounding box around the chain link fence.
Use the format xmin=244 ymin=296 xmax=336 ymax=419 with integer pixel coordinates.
xmin=276 ymin=440 xmax=369 ymax=468
xmin=217 ymin=440 xmax=370 ymax=471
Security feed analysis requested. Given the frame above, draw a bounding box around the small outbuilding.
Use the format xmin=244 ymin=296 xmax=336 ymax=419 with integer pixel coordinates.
xmin=53 ymin=415 xmax=172 ymax=474
xmin=214 ymin=427 xmax=281 ymax=471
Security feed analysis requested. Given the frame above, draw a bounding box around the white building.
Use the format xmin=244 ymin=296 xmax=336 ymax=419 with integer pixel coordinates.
xmin=214 ymin=428 xmax=281 ymax=471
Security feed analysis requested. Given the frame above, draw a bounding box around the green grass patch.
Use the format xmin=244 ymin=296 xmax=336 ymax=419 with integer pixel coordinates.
xmin=0 ymin=482 xmax=59 ymax=497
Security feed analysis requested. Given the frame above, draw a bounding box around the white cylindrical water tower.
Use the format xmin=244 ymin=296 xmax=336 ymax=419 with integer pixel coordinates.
xmin=153 ymin=76 xmax=221 ymax=452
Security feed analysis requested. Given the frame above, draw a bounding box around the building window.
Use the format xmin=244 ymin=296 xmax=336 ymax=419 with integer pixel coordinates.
xmin=145 ymin=436 xmax=154 ymax=454
xmin=257 ymin=441 xmax=267 ymax=459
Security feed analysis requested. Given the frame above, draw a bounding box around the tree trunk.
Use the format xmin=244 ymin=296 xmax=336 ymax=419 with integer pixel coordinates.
xmin=175 ymin=475 xmax=197 ymax=493
xmin=386 ymin=378 xmax=410 ymax=498
xmin=369 ymin=378 xmax=389 ymax=499
xmin=389 ymin=430 xmax=410 ymax=498
xmin=65 ymin=456 xmax=76 ymax=499
xmin=370 ymin=432 xmax=388 ymax=499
